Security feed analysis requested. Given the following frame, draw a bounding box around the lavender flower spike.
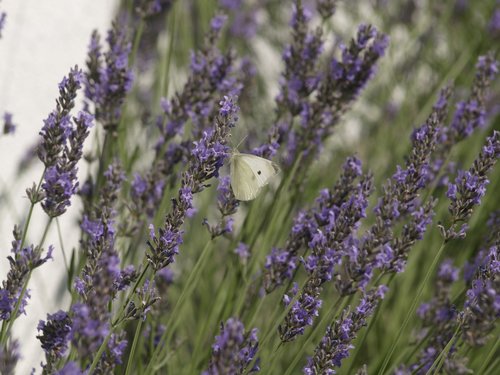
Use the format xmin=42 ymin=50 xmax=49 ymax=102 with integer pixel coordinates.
xmin=279 ymin=172 xmax=373 ymax=342
xmin=38 ymin=66 xmax=84 ymax=168
xmin=448 ymin=54 xmax=498 ymax=142
xmin=36 ymin=310 xmax=72 ymax=374
xmin=148 ymin=96 xmax=239 ymax=270
xmin=444 ymin=131 xmax=500 ymax=241
xmin=0 ymin=339 xmax=19 ymax=375
xmin=84 ymin=20 xmax=133 ymax=131
xmin=41 ymin=111 xmax=94 ymax=217
xmin=203 ymin=317 xmax=259 ymax=375
xmin=264 ymin=156 xmax=364 ymax=293
xmin=304 ymin=286 xmax=388 ymax=375
xmin=0 ymin=227 xmax=53 ymax=321
xmin=461 ymin=237 xmax=500 ymax=347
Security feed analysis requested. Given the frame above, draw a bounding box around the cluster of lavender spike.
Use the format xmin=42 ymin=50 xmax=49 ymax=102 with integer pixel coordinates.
xmin=37 ymin=163 xmax=138 ymax=373
xmin=334 ymin=87 xmax=452 ymax=295
xmin=444 ymin=130 xmax=500 ymax=240
xmin=0 ymin=228 xmax=53 ymax=322
xmin=304 ymin=286 xmax=388 ymax=374
xmin=203 ymin=175 xmax=239 ymax=239
xmin=84 ymin=20 xmax=133 ymax=132
xmin=258 ymin=2 xmax=389 ymax=169
xmin=278 ymin=159 xmax=373 ymax=342
xmin=264 ymin=156 xmax=365 ymax=294
xmin=429 ymin=54 xmax=498 ymax=184
xmin=203 ymin=317 xmax=259 ymax=375
xmin=147 ymin=96 xmax=239 ymax=271
xmin=398 ymin=214 xmax=500 ymax=374
xmin=130 ymin=14 xmax=245 ymax=221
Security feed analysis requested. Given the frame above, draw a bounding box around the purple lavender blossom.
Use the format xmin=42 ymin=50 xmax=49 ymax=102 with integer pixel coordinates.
xmin=489 ymin=7 xmax=500 ymax=37
xmin=400 ymin=226 xmax=500 ymax=374
xmin=444 ymin=131 xmax=500 ymax=241
xmin=134 ymin=16 xmax=245 ymax=222
xmin=235 ymin=242 xmax=250 ymax=262
xmin=279 ymin=171 xmax=373 ymax=342
xmin=304 ymin=286 xmax=387 ymax=374
xmin=316 ymin=0 xmax=339 ymax=19
xmin=280 ymin=283 xmax=323 ymax=342
xmin=134 ymin=0 xmax=173 ymax=17
xmin=220 ymin=0 xmax=260 ymax=39
xmin=38 ymin=67 xmax=84 ymax=167
xmin=155 ymin=14 xmax=242 ymax=143
xmin=461 ymin=241 xmax=499 ymax=346
xmin=203 ymin=317 xmax=259 ymax=375
xmin=204 ymin=176 xmax=239 ymax=238
xmin=84 ymin=21 xmax=133 ymax=131
xmin=2 ymin=112 xmax=16 ymax=135
xmin=261 ymin=12 xmax=388 ymax=168
xmin=0 ymin=339 xmax=19 ymax=375
xmin=264 ymin=156 xmax=364 ymax=293
xmin=404 ymin=259 xmax=461 ymax=374
xmin=41 ymin=166 xmax=77 ymax=217
xmin=148 ymin=96 xmax=239 ymax=270
xmin=259 ymin=1 xmax=323 ymax=160
xmin=131 ymin=172 xmax=166 ymax=218
xmin=54 ymin=361 xmax=84 ymax=375
xmin=336 ymin=91 xmax=447 ymax=295
xmin=41 ymin=111 xmax=93 ymax=217
xmin=37 ymin=311 xmax=72 ymax=372
xmin=293 ymin=23 xmax=388 ymax=162
xmin=0 ymin=12 xmax=6 ymax=38
xmin=66 ymin=163 xmax=136 ymax=372
xmin=0 ymin=227 xmax=53 ymax=321
xmin=448 ymin=54 xmax=498 ymax=143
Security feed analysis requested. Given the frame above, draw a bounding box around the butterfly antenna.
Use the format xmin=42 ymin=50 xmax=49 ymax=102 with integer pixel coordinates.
xmin=234 ymin=135 xmax=248 ymax=150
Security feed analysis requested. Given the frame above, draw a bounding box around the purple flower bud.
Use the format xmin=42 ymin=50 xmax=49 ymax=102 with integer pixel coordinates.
xmin=2 ymin=112 xmax=16 ymax=135
xmin=204 ymin=318 xmax=259 ymax=375
xmin=37 ymin=310 xmax=72 ymax=362
xmin=211 ymin=14 xmax=227 ymax=32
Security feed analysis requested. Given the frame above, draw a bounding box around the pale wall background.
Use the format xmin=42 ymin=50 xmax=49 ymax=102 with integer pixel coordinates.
xmin=0 ymin=1 xmax=118 ymax=372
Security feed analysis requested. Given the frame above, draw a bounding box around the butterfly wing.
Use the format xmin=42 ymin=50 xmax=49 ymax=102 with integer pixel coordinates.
xmin=230 ymin=153 xmax=280 ymax=201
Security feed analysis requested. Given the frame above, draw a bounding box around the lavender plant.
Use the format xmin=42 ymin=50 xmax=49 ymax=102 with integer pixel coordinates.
xmin=1 ymin=0 xmax=499 ymax=374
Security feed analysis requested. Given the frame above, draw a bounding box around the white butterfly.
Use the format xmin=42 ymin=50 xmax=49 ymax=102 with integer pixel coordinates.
xmin=229 ymin=150 xmax=280 ymax=201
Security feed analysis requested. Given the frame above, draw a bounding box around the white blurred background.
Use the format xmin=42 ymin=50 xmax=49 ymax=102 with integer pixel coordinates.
xmin=0 ymin=1 xmax=118 ymax=372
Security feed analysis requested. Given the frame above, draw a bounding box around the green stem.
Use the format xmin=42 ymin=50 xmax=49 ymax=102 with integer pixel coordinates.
xmin=477 ymin=335 xmax=500 ymax=375
xmin=39 ymin=217 xmax=53 ymax=247
xmin=124 ymin=319 xmax=143 ymax=375
xmin=378 ymin=242 xmax=446 ymax=374
xmin=56 ymin=218 xmax=69 ymax=272
xmin=88 ymin=263 xmax=150 ymax=371
xmin=233 ymin=153 xmax=304 ymax=316
xmin=20 ymin=171 xmax=46 ymax=250
xmin=87 ymin=332 xmax=112 ymax=374
xmin=0 ymin=270 xmax=33 ymax=345
xmin=113 ymin=262 xmax=150 ymax=326
xmin=149 ymin=241 xmax=214 ymax=371
xmin=425 ymin=323 xmax=462 ymax=375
